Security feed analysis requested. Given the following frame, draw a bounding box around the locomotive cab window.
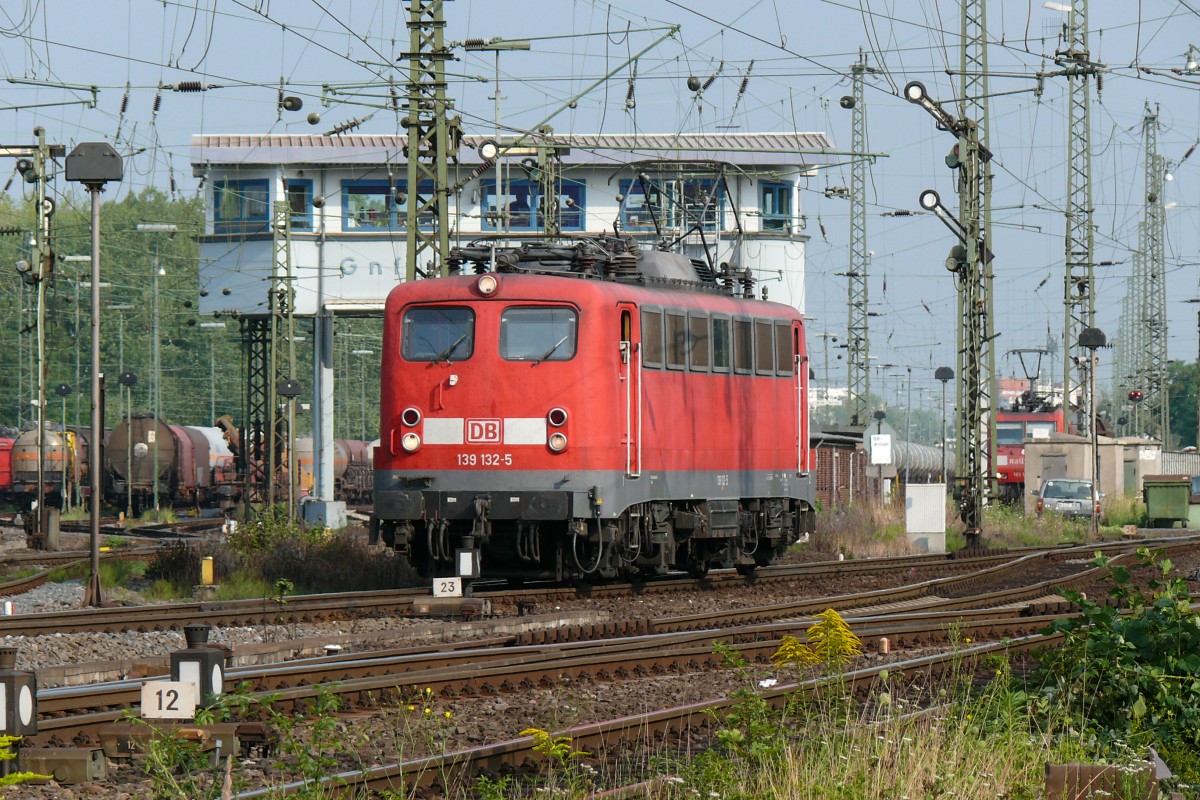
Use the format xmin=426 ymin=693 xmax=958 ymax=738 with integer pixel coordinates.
xmin=688 ymin=314 xmax=711 ymax=371
xmin=402 ymin=307 xmax=475 ymax=362
xmin=500 ymin=307 xmax=578 ymax=362
xmin=996 ymin=422 xmax=1023 ymax=445
xmin=1027 ymin=421 xmax=1056 ymax=439
xmin=754 ymin=320 xmax=775 ymax=375
xmin=642 ymin=309 xmax=663 ymax=368
xmin=711 ymin=316 xmax=731 ymax=372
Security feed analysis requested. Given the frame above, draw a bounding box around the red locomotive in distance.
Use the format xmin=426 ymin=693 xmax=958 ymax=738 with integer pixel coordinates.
xmin=995 ymin=405 xmax=1069 ymax=503
xmin=994 ymin=348 xmax=1075 ymax=503
xmin=371 ymin=236 xmax=816 ymax=583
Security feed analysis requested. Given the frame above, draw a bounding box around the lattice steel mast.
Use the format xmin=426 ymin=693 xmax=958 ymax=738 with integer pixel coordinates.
xmin=403 ymin=0 xmax=461 ymax=280
xmin=846 ymin=50 xmax=875 ymax=427
xmin=241 ymin=201 xmax=297 ymax=514
xmin=959 ymin=0 xmax=996 ymax=522
xmin=903 ymin=77 xmax=992 ymax=541
xmin=1139 ymin=103 xmax=1169 ymax=441
xmin=1043 ymin=0 xmax=1099 ymax=434
xmin=1113 ymin=252 xmax=1140 ymax=433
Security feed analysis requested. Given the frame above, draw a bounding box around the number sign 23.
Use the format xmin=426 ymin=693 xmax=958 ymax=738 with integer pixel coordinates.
xmin=142 ymin=680 xmax=198 ymax=719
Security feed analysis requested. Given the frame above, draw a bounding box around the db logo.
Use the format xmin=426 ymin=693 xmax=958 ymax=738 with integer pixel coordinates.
xmin=466 ymin=419 xmax=502 ymax=444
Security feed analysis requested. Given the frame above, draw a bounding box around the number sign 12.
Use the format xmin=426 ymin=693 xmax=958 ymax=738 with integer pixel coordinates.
xmin=142 ymin=680 xmax=197 ymax=720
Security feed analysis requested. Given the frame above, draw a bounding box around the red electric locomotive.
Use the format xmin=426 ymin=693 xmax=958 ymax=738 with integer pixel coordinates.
xmin=995 ymin=349 xmax=1071 ymax=503
xmin=995 ymin=407 xmax=1068 ymax=502
xmin=371 ymin=237 xmax=816 ymax=582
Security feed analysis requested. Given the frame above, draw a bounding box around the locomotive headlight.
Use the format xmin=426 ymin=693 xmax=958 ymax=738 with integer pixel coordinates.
xmin=547 ymin=432 xmax=568 ymax=453
xmin=476 ymin=274 xmax=498 ymax=296
xmin=401 ymin=407 xmax=422 ymax=427
xmin=401 ymin=432 xmax=422 ymax=452
xmin=547 ymin=407 xmax=568 ymax=427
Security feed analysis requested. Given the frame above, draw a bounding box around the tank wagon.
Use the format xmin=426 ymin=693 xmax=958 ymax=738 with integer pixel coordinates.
xmin=11 ymin=426 xmax=92 ymax=506
xmin=293 ymin=437 xmax=373 ymax=503
xmin=106 ymin=415 xmax=240 ymax=511
xmin=371 ymin=236 xmax=816 ymax=583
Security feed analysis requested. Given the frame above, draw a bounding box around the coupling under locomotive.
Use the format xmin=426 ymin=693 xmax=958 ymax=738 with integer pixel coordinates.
xmin=371 ymin=236 xmax=816 ymax=582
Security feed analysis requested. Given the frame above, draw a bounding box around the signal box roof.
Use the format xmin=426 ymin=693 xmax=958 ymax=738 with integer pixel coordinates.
xmin=191 ymin=132 xmax=837 ymax=170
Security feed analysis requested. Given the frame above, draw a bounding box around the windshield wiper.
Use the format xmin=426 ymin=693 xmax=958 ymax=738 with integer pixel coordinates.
xmin=434 ymin=334 xmax=468 ymax=363
xmin=532 ymin=335 xmax=570 ymax=366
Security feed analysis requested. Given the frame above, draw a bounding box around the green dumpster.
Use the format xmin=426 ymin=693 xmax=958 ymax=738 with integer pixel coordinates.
xmin=1142 ymin=474 xmax=1191 ymax=529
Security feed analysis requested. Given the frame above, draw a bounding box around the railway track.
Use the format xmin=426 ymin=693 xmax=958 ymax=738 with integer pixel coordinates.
xmin=12 ymin=535 xmax=1199 ymax=796
xmin=232 ymin=630 xmax=1056 ymax=799
xmin=4 ymin=534 xmax=1191 ymax=637
xmin=0 ymin=547 xmax=162 ymax=597
xmin=27 ymin=539 xmax=1199 ymax=748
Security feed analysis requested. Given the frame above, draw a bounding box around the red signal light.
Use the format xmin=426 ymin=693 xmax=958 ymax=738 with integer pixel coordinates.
xmin=1128 ymin=390 xmax=1143 ymax=403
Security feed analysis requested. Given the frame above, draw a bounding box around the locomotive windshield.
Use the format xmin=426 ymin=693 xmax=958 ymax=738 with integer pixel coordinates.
xmin=402 ymin=307 xmax=475 ymax=362
xmin=996 ymin=422 xmax=1023 ymax=445
xmin=500 ymin=306 xmax=578 ymax=362
xmin=1027 ymin=420 xmax=1056 ymax=438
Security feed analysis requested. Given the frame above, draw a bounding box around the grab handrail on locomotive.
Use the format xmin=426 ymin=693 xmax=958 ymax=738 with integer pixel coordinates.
xmin=370 ymin=233 xmax=818 ymax=584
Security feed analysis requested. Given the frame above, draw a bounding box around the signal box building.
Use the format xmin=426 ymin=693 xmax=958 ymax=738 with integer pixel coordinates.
xmin=190 ymin=132 xmax=833 ymax=318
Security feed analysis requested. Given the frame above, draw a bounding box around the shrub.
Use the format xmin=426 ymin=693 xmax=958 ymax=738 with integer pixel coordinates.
xmin=0 ymin=736 xmax=48 ymax=795
xmin=1027 ymin=547 xmax=1200 ymax=786
xmin=254 ymin=532 xmax=419 ymax=593
xmin=145 ymin=540 xmax=201 ymax=587
xmin=226 ymin=505 xmax=330 ymax=556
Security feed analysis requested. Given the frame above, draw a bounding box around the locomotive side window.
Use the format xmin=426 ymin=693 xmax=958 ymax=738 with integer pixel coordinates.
xmin=711 ymin=316 xmax=731 ymax=372
xmin=754 ymin=320 xmax=775 ymax=375
xmin=500 ymin=307 xmax=578 ymax=362
xmin=733 ymin=319 xmax=753 ymax=374
xmin=666 ymin=312 xmax=687 ymax=370
xmin=688 ymin=314 xmax=711 ymax=371
xmin=642 ymin=310 xmax=663 ymax=367
xmin=775 ymin=322 xmax=794 ymax=376
xmin=401 ymin=307 xmax=475 ymax=362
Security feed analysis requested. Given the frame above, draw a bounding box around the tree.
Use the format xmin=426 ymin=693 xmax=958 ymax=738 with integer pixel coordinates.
xmin=1166 ymin=360 xmax=1198 ymax=450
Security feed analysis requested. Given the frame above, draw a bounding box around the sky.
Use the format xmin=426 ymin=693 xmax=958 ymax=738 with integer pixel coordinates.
xmin=2 ymin=0 xmax=1200 ymax=406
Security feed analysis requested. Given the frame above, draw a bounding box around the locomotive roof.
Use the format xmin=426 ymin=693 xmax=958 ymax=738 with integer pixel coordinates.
xmin=384 ymin=272 xmax=802 ymax=319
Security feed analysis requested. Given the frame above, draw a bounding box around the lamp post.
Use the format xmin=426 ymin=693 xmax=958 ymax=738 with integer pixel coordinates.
xmin=1187 ymin=298 xmax=1200 ymax=447
xmin=464 ymin=37 xmax=532 ymax=233
xmin=904 ymin=366 xmax=913 ymax=485
xmin=1079 ymin=327 xmax=1106 ymax=540
xmin=873 ymin=362 xmax=896 ymax=408
xmin=935 ymin=366 xmax=954 ymax=483
xmin=65 ymin=141 xmax=123 ymax=608
xmin=198 ymin=322 xmax=227 ymax=423
xmin=61 ymin=254 xmax=92 ymax=430
xmin=52 ymin=383 xmax=70 ymax=509
xmin=136 ymin=223 xmax=177 ymax=516
xmin=117 ymin=371 xmax=137 ymax=521
xmin=277 ymin=377 xmax=303 ymax=519
xmin=352 ymin=350 xmax=375 ymax=439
